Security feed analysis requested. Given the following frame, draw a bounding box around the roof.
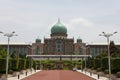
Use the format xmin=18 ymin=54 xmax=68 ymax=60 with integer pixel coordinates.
xmin=0 ymin=42 xmax=31 ymax=46
xmin=51 ymin=19 xmax=67 ymax=34
xmin=87 ymin=43 xmax=120 ymax=45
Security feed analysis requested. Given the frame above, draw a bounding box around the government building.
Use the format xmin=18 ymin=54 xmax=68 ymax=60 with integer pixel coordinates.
xmin=32 ymin=19 xmax=86 ymax=55
xmin=0 ymin=20 xmax=120 ymax=57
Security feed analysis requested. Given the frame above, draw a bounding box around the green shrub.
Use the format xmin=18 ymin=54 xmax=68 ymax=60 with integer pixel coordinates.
xmin=116 ymin=72 xmax=120 ymax=78
xmin=101 ymin=57 xmax=108 ymax=70
xmin=33 ymin=60 xmax=77 ymax=70
xmin=0 ymin=58 xmax=6 ymax=73
xmin=26 ymin=59 xmax=31 ymax=69
xmin=97 ymin=68 xmax=102 ymax=72
xmin=111 ymin=58 xmax=120 ymax=73
xmin=10 ymin=59 xmax=19 ymax=71
xmin=94 ymin=58 xmax=101 ymax=69
xmin=19 ymin=59 xmax=26 ymax=70
xmin=104 ymin=69 xmax=109 ymax=74
xmin=86 ymin=58 xmax=94 ymax=68
xmin=8 ymin=70 xmax=14 ymax=74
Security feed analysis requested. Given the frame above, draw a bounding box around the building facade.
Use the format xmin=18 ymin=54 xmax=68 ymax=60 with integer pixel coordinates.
xmin=1 ymin=20 xmax=119 ymax=57
xmin=86 ymin=43 xmax=120 ymax=56
xmin=32 ymin=20 xmax=86 ymax=55
xmin=0 ymin=43 xmax=31 ymax=56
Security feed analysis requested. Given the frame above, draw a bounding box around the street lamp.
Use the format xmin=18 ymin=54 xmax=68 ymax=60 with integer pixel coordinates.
xmin=75 ymin=52 xmax=78 ymax=69
xmin=99 ymin=31 xmax=117 ymax=80
xmin=80 ymin=46 xmax=87 ymax=72
xmin=27 ymin=46 xmax=34 ymax=71
xmin=0 ymin=31 xmax=17 ymax=80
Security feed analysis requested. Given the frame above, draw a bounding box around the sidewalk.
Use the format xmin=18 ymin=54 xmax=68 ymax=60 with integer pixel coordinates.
xmin=8 ymin=70 xmax=41 ymax=80
xmin=77 ymin=70 xmax=109 ymax=80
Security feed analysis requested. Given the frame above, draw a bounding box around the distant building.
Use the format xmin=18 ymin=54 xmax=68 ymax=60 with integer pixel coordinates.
xmin=0 ymin=43 xmax=31 ymax=56
xmin=86 ymin=43 xmax=120 ymax=56
xmin=32 ymin=20 xmax=86 ymax=55
xmin=1 ymin=20 xmax=120 ymax=57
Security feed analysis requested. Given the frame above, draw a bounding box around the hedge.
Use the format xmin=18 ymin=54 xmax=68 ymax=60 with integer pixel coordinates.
xmin=101 ymin=57 xmax=108 ymax=70
xmin=19 ymin=59 xmax=26 ymax=70
xmin=0 ymin=58 xmax=6 ymax=73
xmin=26 ymin=59 xmax=31 ymax=69
xmin=111 ymin=58 xmax=120 ymax=73
xmin=33 ymin=60 xmax=79 ymax=70
xmin=10 ymin=59 xmax=19 ymax=71
xmin=94 ymin=58 xmax=101 ymax=69
xmin=86 ymin=58 xmax=94 ymax=68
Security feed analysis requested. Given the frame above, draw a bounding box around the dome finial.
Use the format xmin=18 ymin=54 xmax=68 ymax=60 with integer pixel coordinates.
xmin=58 ymin=18 xmax=60 ymax=23
xmin=36 ymin=36 xmax=41 ymax=43
xmin=77 ymin=36 xmax=82 ymax=43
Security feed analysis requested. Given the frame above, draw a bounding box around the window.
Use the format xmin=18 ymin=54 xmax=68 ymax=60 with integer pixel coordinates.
xmin=79 ymin=48 xmax=82 ymax=55
xmin=56 ymin=40 xmax=62 ymax=52
xmin=24 ymin=48 xmax=27 ymax=55
xmin=90 ymin=48 xmax=95 ymax=56
xmin=36 ymin=46 xmax=40 ymax=55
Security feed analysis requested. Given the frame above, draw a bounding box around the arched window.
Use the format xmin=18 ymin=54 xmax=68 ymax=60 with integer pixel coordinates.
xmin=36 ymin=46 xmax=40 ymax=55
xmin=79 ymin=48 xmax=82 ymax=55
xmin=56 ymin=40 xmax=62 ymax=52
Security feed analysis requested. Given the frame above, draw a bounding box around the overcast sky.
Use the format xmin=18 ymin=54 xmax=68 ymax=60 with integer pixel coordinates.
xmin=0 ymin=0 xmax=120 ymax=44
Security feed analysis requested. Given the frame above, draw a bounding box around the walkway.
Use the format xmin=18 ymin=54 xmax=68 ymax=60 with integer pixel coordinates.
xmin=7 ymin=70 xmax=41 ymax=80
xmin=77 ymin=70 xmax=109 ymax=80
xmin=2 ymin=69 xmax=112 ymax=80
xmin=22 ymin=70 xmax=95 ymax=80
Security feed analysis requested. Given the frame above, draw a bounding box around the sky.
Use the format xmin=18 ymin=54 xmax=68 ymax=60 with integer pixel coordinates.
xmin=0 ymin=0 xmax=120 ymax=44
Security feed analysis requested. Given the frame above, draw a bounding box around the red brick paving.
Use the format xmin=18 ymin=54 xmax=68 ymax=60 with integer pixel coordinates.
xmin=22 ymin=70 xmax=95 ymax=80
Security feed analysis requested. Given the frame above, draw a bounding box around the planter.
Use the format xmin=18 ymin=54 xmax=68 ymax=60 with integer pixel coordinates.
xmin=13 ymin=72 xmax=19 ymax=76
xmin=1 ymin=74 xmax=6 ymax=79
xmin=21 ymin=70 xmax=26 ymax=74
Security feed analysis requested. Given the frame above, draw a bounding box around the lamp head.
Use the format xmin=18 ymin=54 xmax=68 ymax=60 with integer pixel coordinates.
xmin=113 ymin=31 xmax=117 ymax=34
xmin=0 ymin=31 xmax=3 ymax=33
xmin=12 ymin=31 xmax=15 ymax=34
xmin=102 ymin=32 xmax=105 ymax=34
xmin=99 ymin=34 xmax=102 ymax=36
xmin=14 ymin=34 xmax=18 ymax=36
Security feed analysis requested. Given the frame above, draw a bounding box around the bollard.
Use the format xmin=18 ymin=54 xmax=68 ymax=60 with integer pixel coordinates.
xmin=26 ymin=71 xmax=27 ymax=76
xmin=31 ymin=69 xmax=32 ymax=73
xmin=98 ymin=74 xmax=99 ymax=79
xmin=18 ymin=74 xmax=20 ymax=79
xmin=90 ymin=72 xmax=92 ymax=76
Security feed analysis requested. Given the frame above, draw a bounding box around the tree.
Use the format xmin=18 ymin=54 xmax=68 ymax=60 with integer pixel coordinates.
xmin=0 ymin=46 xmax=7 ymax=58
xmin=95 ymin=50 xmax=107 ymax=59
xmin=110 ymin=41 xmax=120 ymax=57
xmin=10 ymin=50 xmax=19 ymax=59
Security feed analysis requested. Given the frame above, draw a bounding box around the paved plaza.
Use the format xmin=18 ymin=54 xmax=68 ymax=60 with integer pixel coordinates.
xmin=21 ymin=70 xmax=95 ymax=80
xmin=5 ymin=70 xmax=111 ymax=80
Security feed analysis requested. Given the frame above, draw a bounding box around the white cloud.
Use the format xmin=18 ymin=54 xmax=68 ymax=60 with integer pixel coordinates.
xmin=70 ymin=18 xmax=94 ymax=27
xmin=0 ymin=0 xmax=120 ymax=43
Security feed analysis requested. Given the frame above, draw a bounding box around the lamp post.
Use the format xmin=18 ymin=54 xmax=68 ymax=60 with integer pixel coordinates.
xmin=75 ymin=52 xmax=78 ymax=69
xmin=99 ymin=31 xmax=117 ymax=80
xmin=0 ymin=31 xmax=17 ymax=80
xmin=80 ymin=46 xmax=87 ymax=72
xmin=27 ymin=46 xmax=34 ymax=71
xmin=84 ymin=57 xmax=86 ymax=72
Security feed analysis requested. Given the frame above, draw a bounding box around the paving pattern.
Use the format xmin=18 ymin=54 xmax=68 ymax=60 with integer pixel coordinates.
xmin=22 ymin=70 xmax=95 ymax=80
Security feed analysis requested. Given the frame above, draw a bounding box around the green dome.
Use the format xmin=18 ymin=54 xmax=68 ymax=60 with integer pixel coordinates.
xmin=36 ymin=38 xmax=41 ymax=43
xmin=77 ymin=37 xmax=82 ymax=43
xmin=51 ymin=19 xmax=67 ymax=34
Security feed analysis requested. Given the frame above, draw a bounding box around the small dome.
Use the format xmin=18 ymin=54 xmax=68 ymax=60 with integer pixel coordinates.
xmin=51 ymin=19 xmax=67 ymax=34
xmin=77 ymin=37 xmax=82 ymax=43
xmin=36 ymin=38 xmax=41 ymax=43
